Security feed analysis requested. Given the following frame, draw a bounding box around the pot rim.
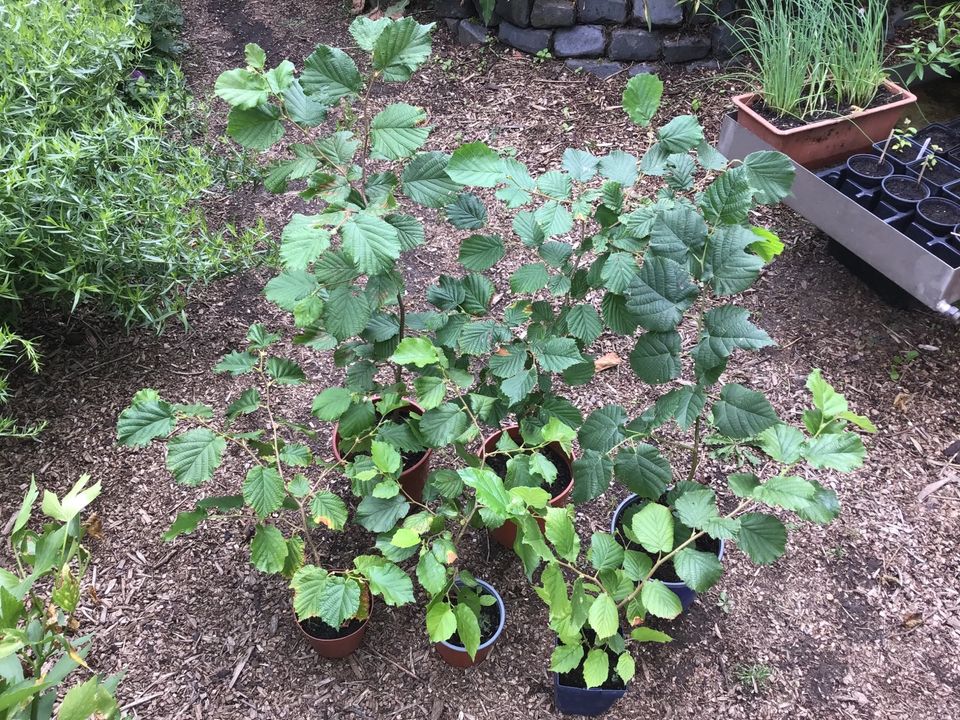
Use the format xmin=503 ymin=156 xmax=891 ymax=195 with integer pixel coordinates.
xmin=846 ymin=153 xmax=893 ymax=174
xmin=437 ymin=577 xmax=506 ymax=654
xmin=610 ymin=493 xmax=727 ymax=585
xmin=293 ymin=581 xmax=372 ymax=644
xmin=480 ymin=424 xmax=576 ymax=505
xmin=881 ymin=174 xmax=931 ymax=201
xmin=732 ymin=79 xmax=917 ymax=138
xmin=331 ymin=395 xmax=434 ymax=474
xmin=553 ymin=670 xmax=628 ymax=695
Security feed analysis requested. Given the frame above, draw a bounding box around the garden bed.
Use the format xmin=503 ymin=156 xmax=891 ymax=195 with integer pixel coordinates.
xmin=1 ymin=1 xmax=958 ymax=719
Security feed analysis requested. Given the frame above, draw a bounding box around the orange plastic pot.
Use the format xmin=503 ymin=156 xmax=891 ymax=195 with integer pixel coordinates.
xmin=294 ymin=589 xmax=371 ymax=659
xmin=481 ymin=425 xmax=575 ymax=549
xmin=732 ymin=80 xmax=917 ymax=170
xmin=433 ymin=579 xmax=505 ymax=668
xmin=332 ymin=397 xmax=432 ymax=503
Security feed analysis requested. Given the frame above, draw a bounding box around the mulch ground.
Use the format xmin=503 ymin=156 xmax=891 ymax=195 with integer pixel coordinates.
xmin=1 ymin=1 xmax=958 ymax=719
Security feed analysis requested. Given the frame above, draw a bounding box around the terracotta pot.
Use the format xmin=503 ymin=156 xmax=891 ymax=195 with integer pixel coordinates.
xmin=481 ymin=425 xmax=575 ymax=549
xmin=332 ymin=396 xmax=432 ymax=503
xmin=294 ymin=588 xmax=371 ymax=659
xmin=732 ymin=80 xmax=917 ymax=170
xmin=434 ymin=578 xmax=506 ymax=668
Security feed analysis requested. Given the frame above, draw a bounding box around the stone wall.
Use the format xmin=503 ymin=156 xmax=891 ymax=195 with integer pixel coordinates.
xmin=435 ymin=0 xmax=737 ymax=75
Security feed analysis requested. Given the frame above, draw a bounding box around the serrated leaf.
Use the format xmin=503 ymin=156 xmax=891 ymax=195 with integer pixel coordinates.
xmin=711 ymin=384 xmax=779 ymax=439
xmin=311 ymin=387 xmax=353 ymax=420
xmin=600 ymin=252 xmax=637 ymax=294
xmin=589 ymin=533 xmax=624 ymax=571
xmin=243 ymin=466 xmax=285 ymax=517
xmin=226 ymin=104 xmax=284 ymax=150
xmin=447 ymin=142 xmax=502 ymax=187
xmin=427 ymin=601 xmax=457 ymax=642
xmin=251 ymin=525 xmax=288 ymax=574
xmin=673 ymin=487 xmax=719 ymax=528
xmin=501 ymin=368 xmax=537 ymax=405
xmin=342 ymin=213 xmax=401 ymax=275
xmin=640 ymin=579 xmax=683 ymax=619
xmin=631 ymin=502 xmax=674 ymax=554
xmin=446 ymin=193 xmax=488 ymax=229
xmin=563 ymin=148 xmax=599 ymax=181
xmin=350 ymin=15 xmax=391 ymax=50
xmin=624 ymin=256 xmax=698 ymax=332
xmin=698 ymin=305 xmax=774 ymax=362
xmin=215 ymin=68 xmax=268 ymax=109
xmin=599 ymin=151 xmax=637 ymax=186
xmin=658 ymin=114 xmax=704 ymax=154
xmin=453 ymin=603 xmax=482 ymax=659
xmin=571 ymin=449 xmax=614 ymax=502
xmin=372 ymin=17 xmax=434 ymax=82
xmin=673 ymin=548 xmax=723 ymax=592
xmin=535 ymin=200 xmax=574 ymax=237
xmin=736 ymin=512 xmax=787 ymax=564
xmin=742 ymin=150 xmax=795 ymax=203
xmin=623 ymin=73 xmax=663 ymax=126
xmin=629 ymin=331 xmax=681 ymax=384
xmin=311 ymin=491 xmax=349 ymax=530
xmin=533 ymin=337 xmax=583 ymax=372
xmin=803 ymin=433 xmax=865 ymax=472
xmin=582 ymin=648 xmax=610 ymax=689
xmin=291 ymin=567 xmax=361 ymax=627
xmin=420 ymin=404 xmax=470 ymax=446
xmin=356 ymin=495 xmax=409 ymax=533
xmin=370 ymin=103 xmax=430 ymax=160
xmin=162 ymin=509 xmax=208 ymax=541
xmin=324 ymin=287 xmax=372 ymax=340
xmin=117 ymin=399 xmax=175 ymax=446
xmin=264 ymin=270 xmax=318 ymax=312
xmin=537 ymin=171 xmax=572 ymax=200
xmin=649 ymin=205 xmax=708 ymax=266
xmin=551 ymin=643 xmax=585 ymax=674
xmin=302 ymin=45 xmax=362 ymax=102
xmin=757 ymin=424 xmax=805 ymax=463
xmin=459 ymin=234 xmax=505 ymax=271
xmin=588 ymin=592 xmax=619 ymax=639
xmin=578 ymin=405 xmax=627 ymax=453
xmin=565 ymin=304 xmax=603 ymax=344
xmin=699 ymin=167 xmax=753 ymax=225
xmin=703 ymin=225 xmax=765 ymax=296
xmin=266 ymin=357 xmax=305 ymax=385
xmin=614 ymin=445 xmax=671 ymax=500
xmin=510 ymin=263 xmax=550 ymax=293
xmin=402 ymin=152 xmax=462 ymax=207
xmin=166 ymin=429 xmax=225 ymax=486
xmin=391 ymin=337 xmax=441 ymax=367
xmin=631 ymin=626 xmax=673 ymax=643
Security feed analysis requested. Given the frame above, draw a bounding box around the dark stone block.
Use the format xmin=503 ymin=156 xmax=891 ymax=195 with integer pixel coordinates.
xmin=565 ymin=59 xmax=625 ymax=78
xmin=633 ymin=0 xmax=682 ymax=27
xmin=577 ymin=0 xmax=628 ymax=23
xmin=711 ymin=24 xmax=742 ymax=60
xmin=496 ymin=0 xmax=532 ymax=27
xmin=531 ymin=0 xmax=576 ymax=27
xmin=628 ymin=62 xmax=659 ymax=76
xmin=553 ymin=24 xmax=606 ymax=57
xmin=434 ymin=0 xmax=474 ymax=19
xmin=608 ymin=27 xmax=660 ymax=61
xmin=689 ymin=0 xmax=735 ymax=24
xmin=662 ymin=34 xmax=711 ymax=63
xmin=499 ymin=21 xmax=552 ymax=53
xmin=686 ymin=58 xmax=720 ymax=71
xmin=443 ymin=17 xmax=461 ymax=34
xmin=459 ymin=18 xmax=490 ymax=45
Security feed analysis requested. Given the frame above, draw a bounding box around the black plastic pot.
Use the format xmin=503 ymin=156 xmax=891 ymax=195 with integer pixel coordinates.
xmin=611 ymin=494 xmax=726 ymax=612
xmin=916 ymin=198 xmax=960 ymax=235
xmin=907 ymin=157 xmax=960 ymax=193
xmin=944 ymin=179 xmax=960 ymax=205
xmin=434 ymin=579 xmax=505 ymax=668
xmin=844 ymin=154 xmax=894 ymax=187
xmin=872 ymin=137 xmax=924 ymax=174
xmin=554 ymin=672 xmax=626 ymax=716
xmin=878 ymin=175 xmax=931 ymax=212
xmin=914 ymin=123 xmax=960 ymax=154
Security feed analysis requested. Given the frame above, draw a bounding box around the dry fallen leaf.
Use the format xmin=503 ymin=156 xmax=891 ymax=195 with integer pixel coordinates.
xmin=83 ymin=512 xmax=103 ymax=540
xmin=902 ymin=612 xmax=923 ymax=629
xmin=893 ymin=392 xmax=911 ymax=411
xmin=350 ymin=0 xmax=365 ymax=15
xmin=594 ymin=352 xmax=622 ymax=372
xmin=917 ymin=471 xmax=959 ymax=503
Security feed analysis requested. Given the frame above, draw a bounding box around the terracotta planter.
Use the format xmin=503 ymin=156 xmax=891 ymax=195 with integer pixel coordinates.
xmin=294 ymin=589 xmax=371 ymax=659
xmin=481 ymin=425 xmax=575 ymax=549
xmin=732 ymin=80 xmax=917 ymax=170
xmin=332 ymin=397 xmax=432 ymax=503
xmin=434 ymin=578 xmax=506 ymax=668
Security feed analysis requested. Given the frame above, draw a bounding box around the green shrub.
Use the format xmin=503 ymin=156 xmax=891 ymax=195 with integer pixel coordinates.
xmin=0 ymin=0 xmax=262 ymax=328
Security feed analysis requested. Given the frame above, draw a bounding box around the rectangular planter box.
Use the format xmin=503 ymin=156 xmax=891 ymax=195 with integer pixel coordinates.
xmin=717 ymin=113 xmax=960 ymax=312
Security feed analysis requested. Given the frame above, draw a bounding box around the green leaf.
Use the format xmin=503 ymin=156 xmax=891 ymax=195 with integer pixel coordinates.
xmin=533 ymin=337 xmax=583 ymax=372
xmin=742 ymin=150 xmax=795 ymax=203
xmin=226 ymin=104 xmax=284 ymax=150
xmin=311 ymin=491 xmax=349 ymax=530
xmin=565 ymin=304 xmax=603 ymax=344
xmin=629 ymin=331 xmax=681 ymax=384
xmin=350 ymin=15 xmax=391 ymax=50
xmin=266 ymin=357 xmax=305 ymax=385
xmin=601 ymin=292 xmax=639 ymax=334
xmin=562 ymin=148 xmax=599 ymax=181
xmin=370 ymin=103 xmax=430 ymax=160
xmin=656 ymin=385 xmax=708 ymax=430
xmin=264 ymin=270 xmax=318 ymax=312
xmin=280 ymin=443 xmax=312 ymax=467
xmin=658 ymin=115 xmax=704 ymax=154
xmin=402 ymin=152 xmax=462 ymax=207
xmin=363 ymin=561 xmax=415 ymax=606
xmin=342 ymin=213 xmax=401 ymax=275
xmin=446 ymin=193 xmax=488 ymax=229
xmin=794 ymin=481 xmax=841 ymax=525
xmin=459 ymin=234 xmax=505 ymax=271
xmin=703 ymin=225 xmax=765 ymax=296
xmin=501 ymin=368 xmax=537 ymax=405
xmin=356 ymin=495 xmax=409 ymax=533
xmin=649 ymin=205 xmax=708 ymax=265
xmin=453 ymin=603 xmax=482 ymax=659
xmin=747 ymin=225 xmax=785 ymax=262
xmin=58 ymin=677 xmax=118 ymax=720
xmin=324 ymin=287 xmax=372 ymax=340
xmin=427 ymin=601 xmax=457 ymax=642
xmin=673 ymin=487 xmax=719 ymax=528
xmin=624 ymin=256 xmax=698 ymax=332
xmin=589 ymin=533 xmax=624 ymax=571
xmin=699 ymin=167 xmax=753 ymax=225
xmin=386 ymin=213 xmax=425 ymax=251
xmin=162 ymin=509 xmax=207 ymax=541
xmin=622 ymin=549 xmax=653 ymax=581
xmin=213 ymin=350 xmax=258 ymax=376
xmin=578 ymin=405 xmax=627 ymax=453
xmin=544 ymin=506 xmax=580 ymax=562
xmin=510 ymin=263 xmax=550 ymax=293
xmin=535 ymin=200 xmax=574 ymax=237
xmin=614 ymin=445 xmax=671 ymax=500
xmin=283 ymin=79 xmax=327 ymax=126
xmin=640 ymin=580 xmax=682 ymax=619
xmin=447 ymin=142 xmax=502 ymax=187
xmin=630 ymin=502 xmax=674 ymax=554
xmin=736 ymin=513 xmax=787 ymax=564
xmin=757 ymin=424 xmax=805 ymax=463
xmin=631 ymin=626 xmax=673 ymax=643
xmin=391 ymin=337 xmax=442 ymax=367
xmin=251 ymin=525 xmax=288 ymax=574
xmin=673 ymin=548 xmax=723 ymax=592
xmin=117 ymin=399 xmax=175 ymax=446
xmin=599 ymin=151 xmax=637 ymax=186
xmin=696 ymin=140 xmax=728 ymax=170
xmin=571 ymin=449 xmax=614 ymax=502
xmin=698 ymin=306 xmax=773 ymax=363
xmin=460 ymin=274 xmax=495 ymax=314
xmin=600 ymin=252 xmax=637 ymax=294
xmin=711 ymin=384 xmax=780 ymax=439
xmin=803 ymin=433 xmax=866 ymax=471
xmin=537 ymin=171 xmax=572 ymax=200
xmin=616 ymin=653 xmax=636 ymax=684
xmin=752 ymin=475 xmax=815 ymax=511
xmin=302 ymin=45 xmax=362 ymax=102
xmin=214 ymin=68 xmax=268 ymax=109
xmin=420 ymin=404 xmax=470 ymax=446
xmin=551 ymin=643 xmax=585 ymax=674
xmin=243 ymin=466 xmax=285 ymax=517
xmin=623 ymin=73 xmax=663 ymax=126
xmin=311 ymin=388 xmax=353 ymax=420
xmin=582 ymin=648 xmax=610 ymax=689
xmin=372 ymin=17 xmax=434 ymax=82
xmin=806 ymin=369 xmax=849 ymax=418
xmin=588 ymin=592 xmax=619 ymax=639
xmin=292 ymin=567 xmax=361 ymax=626
xmin=166 ymin=429 xmax=226 ymax=486
xmin=513 ymin=211 xmax=546 ymax=246
xmin=417 ymin=551 xmax=448 ymax=595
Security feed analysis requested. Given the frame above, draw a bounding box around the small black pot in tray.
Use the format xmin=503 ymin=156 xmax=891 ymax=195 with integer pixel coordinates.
xmin=907 ymin=156 xmax=960 ymax=193
xmin=876 ymin=174 xmax=931 ymax=217
xmin=914 ymin=123 xmax=960 ymax=154
xmin=904 ymin=198 xmax=960 ymax=268
xmin=945 ymin=179 xmax=960 ymax=204
xmin=822 ymin=154 xmax=894 ymax=207
xmin=873 ymin=138 xmax=926 ymax=173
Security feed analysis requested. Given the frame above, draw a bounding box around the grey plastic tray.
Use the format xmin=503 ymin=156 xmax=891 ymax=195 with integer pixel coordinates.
xmin=717 ymin=114 xmax=960 ymax=313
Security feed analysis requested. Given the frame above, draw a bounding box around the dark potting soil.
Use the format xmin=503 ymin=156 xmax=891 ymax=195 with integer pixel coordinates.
xmin=753 ymin=86 xmax=898 ymax=131
xmin=300 ymin=615 xmax=365 ymax=640
xmin=485 ymin=443 xmax=571 ymax=499
xmin=614 ymin=498 xmax=721 ymax=584
xmin=849 ymin=155 xmax=891 ymax=178
xmin=919 ymin=200 xmax=960 ymax=226
xmin=885 ymin=141 xmax=923 ymax=164
xmin=447 ymin=595 xmax=500 ymax=648
xmin=885 ymin=177 xmax=928 ymax=201
xmin=558 ymin=645 xmax=626 ymax=691
xmin=915 ymin=125 xmax=960 ymax=152
xmin=914 ymin=161 xmax=960 ymax=187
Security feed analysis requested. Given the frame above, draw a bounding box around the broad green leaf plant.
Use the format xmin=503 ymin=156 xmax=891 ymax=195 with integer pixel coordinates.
xmin=0 ymin=477 xmax=121 ymax=719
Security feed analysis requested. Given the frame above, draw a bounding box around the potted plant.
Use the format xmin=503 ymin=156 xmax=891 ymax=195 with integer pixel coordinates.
xmin=1 ymin=476 xmax=122 ymax=719
xmin=726 ymin=0 xmax=916 ymax=168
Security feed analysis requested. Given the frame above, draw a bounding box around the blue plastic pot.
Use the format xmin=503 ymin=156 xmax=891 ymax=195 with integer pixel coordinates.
xmin=434 ymin=578 xmax=505 ymax=668
xmin=611 ymin=494 xmax=726 ymax=613
xmin=553 ymin=672 xmax=626 ymax=716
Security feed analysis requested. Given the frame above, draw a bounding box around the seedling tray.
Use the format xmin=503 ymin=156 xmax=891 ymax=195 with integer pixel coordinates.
xmin=717 ymin=114 xmax=960 ymax=312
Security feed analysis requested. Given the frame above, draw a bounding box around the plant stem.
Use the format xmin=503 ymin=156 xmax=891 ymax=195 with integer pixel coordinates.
xmin=358 ymin=71 xmax=379 ymax=202
xmin=686 ymin=417 xmax=702 ymax=483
